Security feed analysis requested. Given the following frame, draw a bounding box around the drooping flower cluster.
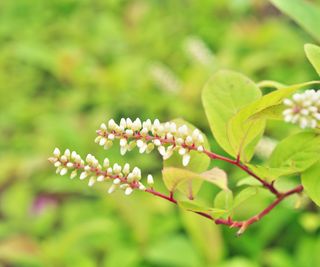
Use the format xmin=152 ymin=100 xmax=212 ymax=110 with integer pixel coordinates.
xmin=95 ymin=118 xmax=205 ymax=166
xmin=254 ymin=136 xmax=277 ymax=159
xmin=48 ymin=148 xmax=154 ymax=195
xmin=184 ymin=36 xmax=215 ymax=66
xmin=149 ymin=62 xmax=182 ymax=93
xmin=283 ymin=89 xmax=320 ymax=129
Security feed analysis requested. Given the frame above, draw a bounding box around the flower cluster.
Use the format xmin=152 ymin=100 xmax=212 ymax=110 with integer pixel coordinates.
xmin=283 ymin=89 xmax=320 ymax=129
xmin=149 ymin=62 xmax=182 ymax=93
xmin=184 ymin=36 xmax=215 ymax=66
xmin=95 ymin=118 xmax=205 ymax=166
xmin=48 ymin=148 xmax=154 ymax=195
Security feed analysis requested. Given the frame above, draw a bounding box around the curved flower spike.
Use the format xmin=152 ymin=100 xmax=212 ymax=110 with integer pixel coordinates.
xmin=95 ymin=118 xmax=206 ymax=166
xmin=48 ymin=148 xmax=152 ymax=196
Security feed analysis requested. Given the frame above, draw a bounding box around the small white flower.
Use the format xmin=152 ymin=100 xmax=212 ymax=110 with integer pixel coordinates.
xmin=158 ymin=146 xmax=166 ymax=156
xmin=53 ymin=148 xmax=60 ymax=157
xmin=100 ymin=123 xmax=107 ymax=130
xmin=283 ymin=89 xmax=320 ymax=129
xmin=103 ymin=158 xmax=109 ymax=168
xmin=66 ymin=162 xmax=74 ymax=168
xmin=113 ymin=178 xmax=121 ymax=184
xmin=64 ymin=149 xmax=71 ymax=157
xmin=125 ymin=129 xmax=133 ymax=136
xmin=60 ymin=155 xmax=67 ymax=162
xmin=99 ymin=137 xmax=107 ymax=146
xmin=126 ymin=118 xmax=133 ymax=128
xmin=120 ymin=118 xmax=127 ymax=128
xmin=138 ymin=183 xmax=146 ymax=190
xmin=113 ymin=163 xmax=122 ymax=174
xmin=80 ymin=172 xmax=88 ymax=180
xmin=108 ymin=134 xmax=115 ymax=140
xmin=147 ymin=174 xmax=154 ymax=185
xmin=179 ymin=147 xmax=186 ymax=155
xmin=54 ymin=161 xmax=61 ymax=168
xmin=88 ymin=177 xmax=96 ymax=187
xmin=185 ymin=136 xmax=193 ymax=145
xmin=60 ymin=168 xmax=68 ymax=176
xmin=70 ymin=170 xmax=77 ymax=179
xmin=197 ymin=146 xmax=204 ymax=152
xmin=153 ymin=139 xmax=161 ymax=146
xmin=124 ymin=187 xmax=133 ymax=195
xmin=120 ymin=138 xmax=127 ymax=147
xmin=182 ymin=153 xmax=191 ymax=166
xmin=97 ymin=175 xmax=105 ymax=182
xmin=108 ymin=184 xmax=116 ymax=194
xmin=108 ymin=119 xmax=117 ymax=129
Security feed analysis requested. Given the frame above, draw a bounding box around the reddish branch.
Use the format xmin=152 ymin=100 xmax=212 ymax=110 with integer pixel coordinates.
xmin=145 ymin=148 xmax=304 ymax=235
xmin=97 ymin=129 xmax=304 ymax=234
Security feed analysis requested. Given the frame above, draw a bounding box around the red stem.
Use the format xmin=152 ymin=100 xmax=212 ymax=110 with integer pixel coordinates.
xmin=97 ymin=129 xmax=304 ymax=234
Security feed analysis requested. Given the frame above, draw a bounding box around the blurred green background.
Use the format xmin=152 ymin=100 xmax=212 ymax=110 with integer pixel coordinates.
xmin=1 ymin=0 xmax=320 ymax=266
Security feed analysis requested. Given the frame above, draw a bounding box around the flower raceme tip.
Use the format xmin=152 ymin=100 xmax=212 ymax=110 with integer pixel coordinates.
xmin=48 ymin=148 xmax=153 ymax=196
xmin=95 ymin=118 xmax=206 ymax=167
xmin=283 ymin=89 xmax=320 ymax=129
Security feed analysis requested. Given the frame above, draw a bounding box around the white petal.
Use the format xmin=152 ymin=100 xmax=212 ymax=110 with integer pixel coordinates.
xmin=100 ymin=123 xmax=107 ymax=130
xmin=108 ymin=184 xmax=116 ymax=194
xmin=182 ymin=153 xmax=190 ymax=166
xmin=53 ymin=148 xmax=60 ymax=157
xmin=124 ymin=187 xmax=133 ymax=195
xmin=60 ymin=168 xmax=68 ymax=176
xmin=147 ymin=174 xmax=154 ymax=185
xmin=88 ymin=177 xmax=96 ymax=187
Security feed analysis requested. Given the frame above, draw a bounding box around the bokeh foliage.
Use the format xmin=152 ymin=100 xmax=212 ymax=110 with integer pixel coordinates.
xmin=0 ymin=0 xmax=320 ymax=266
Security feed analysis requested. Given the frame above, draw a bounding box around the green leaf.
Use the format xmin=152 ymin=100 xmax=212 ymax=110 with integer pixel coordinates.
xmin=164 ymin=118 xmax=210 ymax=172
xmin=214 ymin=190 xmax=233 ymax=214
xmin=236 ymin=176 xmax=262 ymax=187
xmin=178 ymin=200 xmax=226 ymax=218
xmin=202 ymin=70 xmax=262 ymax=158
xmin=228 ymin=81 xmax=319 ymax=162
xmin=269 ymin=132 xmax=320 ymax=172
xmin=233 ymin=187 xmax=259 ymax=210
xmin=162 ymin=167 xmax=229 ymax=198
xmin=201 ymin=167 xmax=229 ymax=191
xmin=305 ymin=43 xmax=320 ymax=76
xmin=270 ymin=0 xmax=320 ymax=42
xmin=162 ymin=167 xmax=204 ymax=198
xmin=247 ymin=164 xmax=294 ymax=181
xmin=257 ymin=80 xmax=287 ymax=89
xmin=301 ymin=161 xmax=320 ymax=206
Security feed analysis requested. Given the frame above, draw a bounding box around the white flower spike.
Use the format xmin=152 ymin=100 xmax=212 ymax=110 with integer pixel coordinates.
xmin=95 ymin=118 xmax=206 ymax=166
xmin=49 ymin=149 xmax=148 ymax=196
xmin=283 ymin=89 xmax=320 ymax=129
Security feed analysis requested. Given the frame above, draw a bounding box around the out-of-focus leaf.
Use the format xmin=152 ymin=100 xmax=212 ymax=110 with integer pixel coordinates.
xmin=146 ymin=235 xmax=202 ymax=267
xmin=233 ymin=187 xmax=259 ymax=210
xmin=257 ymin=80 xmax=287 ymax=89
xmin=162 ymin=167 xmax=205 ymax=198
xmin=180 ymin=207 xmax=224 ymax=265
xmin=0 ymin=236 xmax=41 ymax=266
xmin=214 ymin=190 xmax=233 ymax=216
xmin=162 ymin=167 xmax=228 ymax=198
xmin=201 ymin=167 xmax=229 ymax=191
xmin=270 ymin=0 xmax=320 ymax=42
xmin=301 ymin=161 xmax=320 ymax=206
xmin=305 ymin=43 xmax=320 ymax=76
xmin=236 ymin=176 xmax=262 ymax=187
xmin=178 ymin=200 xmax=226 ymax=218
